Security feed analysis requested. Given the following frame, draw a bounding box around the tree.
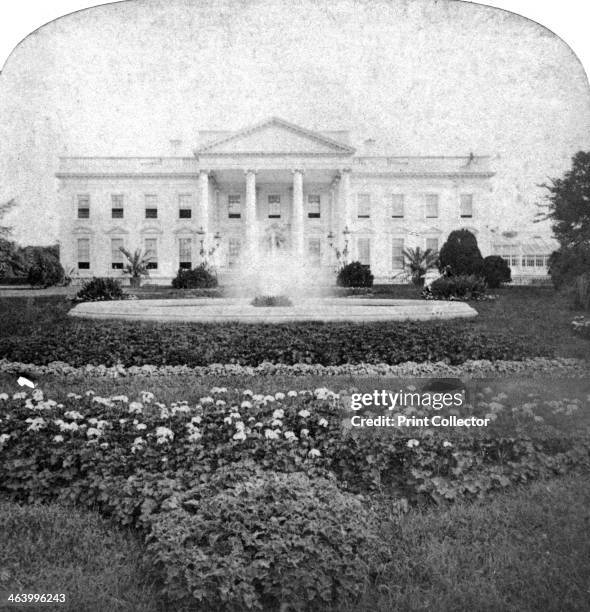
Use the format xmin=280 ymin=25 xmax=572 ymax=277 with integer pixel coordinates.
xmin=540 ymin=151 xmax=590 ymax=288
xmin=402 ymin=247 xmax=438 ymax=286
xmin=482 ymin=255 xmax=511 ymax=288
xmin=0 ymin=199 xmax=16 ymax=239
xmin=438 ymin=229 xmax=484 ymax=276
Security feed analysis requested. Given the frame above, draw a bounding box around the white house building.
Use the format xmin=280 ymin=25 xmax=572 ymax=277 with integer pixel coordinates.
xmin=56 ymin=117 xmax=553 ymax=285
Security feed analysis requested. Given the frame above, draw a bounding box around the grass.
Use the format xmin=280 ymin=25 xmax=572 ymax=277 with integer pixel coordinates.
xmin=359 ymin=474 xmax=590 ymax=612
xmin=1 ymin=476 xmax=588 ymax=612
xmin=0 ymin=499 xmax=165 ymax=612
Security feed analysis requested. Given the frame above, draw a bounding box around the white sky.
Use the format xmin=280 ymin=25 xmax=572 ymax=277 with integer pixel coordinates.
xmin=1 ymin=0 xmax=589 ymax=244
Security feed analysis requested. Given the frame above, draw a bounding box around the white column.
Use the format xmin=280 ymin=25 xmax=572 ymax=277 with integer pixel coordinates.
xmin=198 ymin=170 xmax=209 ymax=238
xmin=340 ymin=168 xmax=352 ymax=230
xmin=292 ymin=169 xmax=304 ymax=257
xmin=245 ymin=169 xmax=257 ymax=256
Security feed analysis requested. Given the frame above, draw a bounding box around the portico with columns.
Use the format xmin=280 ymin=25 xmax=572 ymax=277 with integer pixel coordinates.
xmin=57 ymin=117 xmax=503 ymax=285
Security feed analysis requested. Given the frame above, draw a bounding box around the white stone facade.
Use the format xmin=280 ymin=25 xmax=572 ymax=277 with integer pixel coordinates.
xmin=56 ymin=117 xmax=552 ymax=285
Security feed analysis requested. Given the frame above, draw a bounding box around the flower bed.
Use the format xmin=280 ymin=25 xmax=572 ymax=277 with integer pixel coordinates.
xmin=0 ymin=320 xmax=547 ymax=367
xmin=1 ymin=385 xmax=588 ymax=608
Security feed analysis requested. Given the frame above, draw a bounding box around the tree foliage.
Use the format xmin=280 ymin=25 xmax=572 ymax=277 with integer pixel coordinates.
xmin=438 ymin=229 xmax=483 ymax=276
xmin=402 ymin=247 xmax=438 ymax=285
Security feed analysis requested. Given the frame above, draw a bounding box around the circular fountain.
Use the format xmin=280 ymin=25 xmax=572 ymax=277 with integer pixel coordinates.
xmin=69 ymin=242 xmax=478 ymax=323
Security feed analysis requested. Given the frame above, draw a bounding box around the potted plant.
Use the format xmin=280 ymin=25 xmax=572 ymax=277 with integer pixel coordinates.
xmin=119 ymin=247 xmax=151 ymax=288
xmin=402 ymin=246 xmax=438 ymax=286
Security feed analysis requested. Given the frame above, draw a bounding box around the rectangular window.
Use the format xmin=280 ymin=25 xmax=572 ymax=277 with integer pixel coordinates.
xmin=111 ymin=238 xmax=124 ymax=269
xmin=111 ymin=194 xmax=124 ymax=219
xmin=77 ymin=238 xmax=90 ymax=269
xmin=307 ymin=195 xmax=321 ymax=218
xmin=357 ymin=193 xmax=371 ymax=218
xmin=77 ymin=195 xmax=90 ymax=219
xmin=392 ymin=238 xmax=404 ymax=269
xmin=308 ymin=237 xmax=321 ymax=266
xmin=425 ymin=194 xmax=439 ymax=218
xmin=493 ymin=244 xmax=519 ymax=268
xmin=228 ymin=195 xmax=241 ymax=219
xmin=178 ymin=194 xmax=192 ymax=219
xmin=179 ymin=237 xmax=192 ymax=269
xmin=268 ymin=195 xmax=281 ymax=218
xmin=460 ymin=194 xmax=473 ymax=218
xmin=426 ymin=237 xmax=439 ymax=252
xmin=145 ymin=195 xmax=158 ymax=219
xmin=357 ymin=237 xmax=371 ymax=266
xmin=391 ymin=194 xmax=404 ymax=218
xmin=228 ymin=238 xmax=241 ymax=267
xmin=144 ymin=238 xmax=158 ymax=270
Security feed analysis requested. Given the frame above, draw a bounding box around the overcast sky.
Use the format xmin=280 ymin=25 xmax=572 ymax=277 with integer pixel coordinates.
xmin=1 ymin=0 xmax=589 ymax=244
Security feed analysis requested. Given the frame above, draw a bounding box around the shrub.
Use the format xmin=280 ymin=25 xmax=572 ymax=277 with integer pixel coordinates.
xmin=571 ymin=273 xmax=590 ymax=310
xmin=147 ymin=468 xmax=386 ymax=610
xmin=438 ymin=229 xmax=484 ymax=276
xmin=482 ymin=255 xmax=512 ymax=288
xmin=402 ymin=247 xmax=438 ymax=286
xmin=337 ymin=261 xmax=374 ymax=287
xmin=74 ymin=277 xmax=125 ymax=302
xmin=171 ymin=264 xmax=218 ymax=289
xmin=251 ymin=295 xmax=293 ymax=307
xmin=426 ymin=274 xmax=487 ymax=300
xmin=548 ymin=246 xmax=590 ymax=289
xmin=26 ymin=250 xmax=64 ymax=288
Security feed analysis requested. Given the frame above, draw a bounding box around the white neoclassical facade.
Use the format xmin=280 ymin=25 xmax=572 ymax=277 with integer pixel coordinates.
xmin=56 ymin=117 xmax=552 ymax=284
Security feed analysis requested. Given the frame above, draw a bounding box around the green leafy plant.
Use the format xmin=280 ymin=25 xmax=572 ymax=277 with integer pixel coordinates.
xmin=402 ymin=247 xmax=438 ymax=286
xmin=120 ymin=248 xmax=151 ymax=288
xmin=26 ymin=249 xmax=65 ymax=288
xmin=171 ymin=264 xmax=218 ymax=289
xmin=424 ymin=274 xmax=487 ymax=300
xmin=482 ymin=255 xmax=512 ymax=289
xmin=438 ymin=229 xmax=484 ymax=276
xmin=337 ymin=261 xmax=374 ymax=287
xmin=251 ymin=295 xmax=293 ymax=307
xmin=74 ymin=277 xmax=125 ymax=302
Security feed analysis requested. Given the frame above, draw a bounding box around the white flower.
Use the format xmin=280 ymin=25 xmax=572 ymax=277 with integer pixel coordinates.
xmin=223 ymin=416 xmax=232 ymax=425
xmin=264 ymin=395 xmax=275 ymax=403
xmin=0 ymin=393 xmax=9 ymax=401
xmin=25 ymin=417 xmax=46 ymax=431
xmin=119 ymin=419 xmax=128 ymax=425
xmin=200 ymin=396 xmax=214 ymax=405
xmin=271 ymin=419 xmax=283 ymax=427
xmin=111 ymin=395 xmax=129 ymax=403
xmin=254 ymin=422 xmax=263 ymax=428
xmin=131 ymin=437 xmax=145 ymax=453
xmin=233 ymin=431 xmax=247 ymax=441
xmin=443 ymin=440 xmax=453 ymax=448
xmin=253 ymin=394 xmax=264 ymax=403
xmin=64 ymin=410 xmax=84 ymax=421
xmin=300 ymin=428 xmax=309 ymax=437
xmin=230 ymin=412 xmax=241 ymax=419
xmin=190 ymin=416 xmax=202 ymax=425
xmin=275 ymin=392 xmax=285 ymax=400
xmin=0 ymin=433 xmax=10 ymax=444
xmin=242 ymin=389 xmax=253 ymax=397
xmin=13 ymin=391 xmax=27 ymax=400
xmin=155 ymin=426 xmax=174 ymax=444
xmin=53 ymin=435 xmax=64 ymax=443
xmin=284 ymin=431 xmax=297 ymax=441
xmin=407 ymin=439 xmax=419 ymax=448
xmin=188 ymin=431 xmax=202 ymax=443
xmin=85 ymin=390 xmax=95 ymax=396
xmin=272 ymin=409 xmax=284 ymax=420
xmin=318 ymin=418 xmax=328 ymax=427
xmin=135 ymin=422 xmax=147 ymax=431
xmin=241 ymin=400 xmax=253 ymax=409
xmin=211 ymin=386 xmax=227 ymax=394
xmin=128 ymin=401 xmax=143 ymax=414
xmin=66 ymin=392 xmax=82 ymax=399
xmin=308 ymin=448 xmax=321 ymax=458
xmin=298 ymin=409 xmax=310 ymax=418
xmin=54 ymin=419 xmax=79 ymax=432
xmin=264 ymin=429 xmax=279 ymax=440
xmin=140 ymin=391 xmax=155 ymax=403
xmin=287 ymin=390 xmax=298 ymax=397
xmin=235 ymin=421 xmax=246 ymax=431
xmin=32 ymin=389 xmax=44 ymax=401
xmin=86 ymin=427 xmax=101 ymax=438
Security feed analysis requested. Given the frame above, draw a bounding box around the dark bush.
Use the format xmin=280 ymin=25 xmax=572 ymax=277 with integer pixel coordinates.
xmin=482 ymin=255 xmax=511 ymax=288
xmin=147 ymin=469 xmax=385 ymax=611
xmin=438 ymin=229 xmax=484 ymax=276
xmin=74 ymin=277 xmax=125 ymax=302
xmin=171 ymin=264 xmax=218 ymax=289
xmin=27 ymin=249 xmax=64 ymax=288
xmin=548 ymin=246 xmax=590 ymax=289
xmin=251 ymin=295 xmax=293 ymax=307
xmin=426 ymin=274 xmax=487 ymax=300
xmin=337 ymin=261 xmax=374 ymax=287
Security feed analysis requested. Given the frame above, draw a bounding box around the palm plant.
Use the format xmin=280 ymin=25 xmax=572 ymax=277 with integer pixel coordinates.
xmin=402 ymin=246 xmax=439 ymax=286
xmin=119 ymin=247 xmax=152 ymax=288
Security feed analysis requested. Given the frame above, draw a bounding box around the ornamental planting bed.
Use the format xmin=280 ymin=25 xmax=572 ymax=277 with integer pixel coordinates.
xmin=1 ymin=386 xmax=589 ymax=610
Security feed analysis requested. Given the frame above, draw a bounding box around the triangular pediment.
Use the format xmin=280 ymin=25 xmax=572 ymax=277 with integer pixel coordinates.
xmin=196 ymin=117 xmax=355 ymax=156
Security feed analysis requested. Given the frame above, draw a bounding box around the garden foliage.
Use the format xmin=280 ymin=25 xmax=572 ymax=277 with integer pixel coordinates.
xmin=438 ymin=229 xmax=484 ymax=276
xmin=0 ymin=387 xmax=588 ymax=608
xmin=26 ymin=249 xmax=65 ymax=288
xmin=424 ymin=275 xmax=487 ymax=301
xmin=74 ymin=277 xmax=125 ymax=302
xmin=336 ymin=261 xmax=374 ymax=287
xmin=171 ymin=264 xmax=218 ymax=289
xmin=482 ymin=255 xmax=511 ymax=289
